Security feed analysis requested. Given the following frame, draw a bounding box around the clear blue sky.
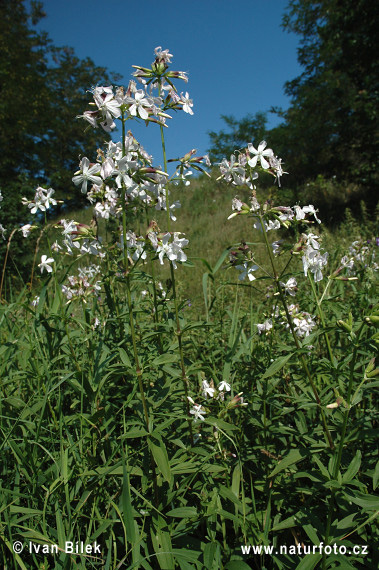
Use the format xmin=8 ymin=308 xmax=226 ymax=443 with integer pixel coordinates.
xmin=32 ymin=0 xmax=302 ymax=170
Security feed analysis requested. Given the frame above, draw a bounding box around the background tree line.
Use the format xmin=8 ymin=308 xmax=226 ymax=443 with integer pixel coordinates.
xmin=208 ymin=0 xmax=378 ymax=221
xmin=0 ymin=0 xmax=119 ymax=280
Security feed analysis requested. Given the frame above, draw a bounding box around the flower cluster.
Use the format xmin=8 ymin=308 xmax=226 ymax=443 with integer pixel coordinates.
xmin=22 ymin=187 xmax=58 ymax=215
xmin=188 ymin=378 xmax=247 ymax=423
xmin=61 ymin=265 xmax=101 ymax=303
xmin=78 ymin=46 xmax=194 ymax=135
xmin=340 ymin=239 xmax=378 ymax=274
xmin=300 ymin=233 xmax=329 ymax=282
xmin=219 ymin=141 xmax=286 ymax=189
xmin=148 ymin=231 xmax=188 ymax=269
xmin=274 ymin=304 xmax=316 ymax=338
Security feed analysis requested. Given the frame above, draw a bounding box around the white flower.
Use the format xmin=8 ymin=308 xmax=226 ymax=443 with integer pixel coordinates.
xmin=302 ymin=248 xmax=328 ymax=282
xmin=127 ymin=90 xmax=151 ymax=120
xmin=20 ymin=224 xmax=32 ymax=237
xmin=265 ymin=219 xmax=281 ymax=231
xmin=43 ymin=188 xmax=57 ymax=210
xmin=257 ymin=319 xmax=273 ymax=334
xmin=280 ymin=277 xmax=297 ymax=296
xmin=154 ymin=46 xmax=173 ymax=63
xmin=303 ymin=205 xmax=321 ymax=224
xmin=202 ymin=380 xmax=215 ymax=399
xmin=293 ymin=314 xmax=316 ymax=337
xmin=72 ymin=157 xmax=101 ymax=194
xmin=294 ymin=205 xmax=306 ymax=221
xmin=93 ymin=86 xmax=121 ymax=123
xmin=248 ymin=141 xmax=274 ymax=169
xmin=31 ymin=295 xmax=39 ymax=307
xmin=235 ymin=262 xmax=258 ymax=281
xmin=38 ymin=255 xmax=54 ymax=274
xmin=218 ymin=381 xmax=231 ymax=392
xmin=190 ymin=404 xmax=206 ymax=422
xmin=180 ymin=92 xmax=194 ymax=115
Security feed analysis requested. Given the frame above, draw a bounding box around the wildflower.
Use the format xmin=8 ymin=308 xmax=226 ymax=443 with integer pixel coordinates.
xmin=180 ymin=92 xmax=194 ymax=115
xmin=154 ymin=46 xmax=173 ymax=64
xmin=293 ymin=314 xmax=316 ymax=337
xmin=235 ymin=261 xmax=258 ymax=281
xmin=218 ymin=381 xmax=231 ymax=392
xmin=31 ymin=296 xmax=39 ymax=307
xmin=72 ymin=157 xmax=101 ymax=194
xmin=38 ymin=255 xmax=54 ymax=274
xmin=257 ymin=319 xmax=273 ymax=334
xmin=280 ymin=277 xmax=297 ymax=296
xmin=127 ymin=90 xmax=151 ymax=120
xmin=190 ymin=404 xmax=206 ymax=422
xmin=248 ymin=141 xmax=274 ymax=169
xmin=202 ymin=379 xmax=215 ymax=398
xmin=219 ymin=155 xmax=246 ymax=185
xmin=92 ymin=86 xmax=121 ymax=124
xmin=302 ymin=248 xmax=328 ymax=282
xmin=303 ymin=205 xmax=321 ymax=224
xmin=20 ymin=224 xmax=33 ymax=237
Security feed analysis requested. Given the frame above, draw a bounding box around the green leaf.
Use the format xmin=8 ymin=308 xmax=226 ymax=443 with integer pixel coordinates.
xmin=147 ymin=437 xmax=172 ymax=483
xmin=269 ymin=449 xmax=307 ymax=478
xmin=166 ymin=507 xmax=197 ymax=518
xmin=271 ymin=515 xmax=296 ymax=531
xmin=119 ymin=347 xmax=132 ymax=368
xmin=122 ymin=461 xmax=136 ymax=543
xmin=344 ymin=491 xmax=379 ymax=510
xmin=225 ymin=562 xmax=253 ymax=570
xmin=261 ymin=353 xmax=294 ymax=380
xmin=294 ymin=554 xmax=322 ymax=570
xmin=152 ymin=353 xmax=179 ymax=366
xmin=373 ymin=461 xmax=379 ymax=490
xmin=342 ymin=450 xmax=361 ymax=483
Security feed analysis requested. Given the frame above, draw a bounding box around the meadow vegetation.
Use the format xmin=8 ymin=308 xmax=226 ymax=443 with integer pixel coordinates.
xmin=0 ymin=44 xmax=378 ymax=570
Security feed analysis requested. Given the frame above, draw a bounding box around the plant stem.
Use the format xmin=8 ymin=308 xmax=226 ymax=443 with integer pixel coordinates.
xmin=308 ymin=275 xmax=334 ymax=363
xmin=120 ymin=114 xmax=150 ymax=429
xmin=159 ymin=103 xmax=193 ymax=445
xmin=258 ymin=213 xmax=334 ymax=450
xmin=322 ymin=321 xmax=366 ymax=565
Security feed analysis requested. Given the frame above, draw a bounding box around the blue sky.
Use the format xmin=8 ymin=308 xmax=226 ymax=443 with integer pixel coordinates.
xmin=32 ymin=0 xmax=302 ymax=170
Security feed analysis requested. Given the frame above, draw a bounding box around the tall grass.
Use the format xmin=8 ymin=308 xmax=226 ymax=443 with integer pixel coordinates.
xmin=0 ymin=47 xmax=378 ymax=570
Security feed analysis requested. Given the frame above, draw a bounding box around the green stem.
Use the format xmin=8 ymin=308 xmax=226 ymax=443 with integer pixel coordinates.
xmin=121 ymin=113 xmax=150 ymax=429
xmin=159 ymin=104 xmax=193 ymax=445
xmin=258 ymin=213 xmax=334 ymax=450
xmin=323 ymin=321 xmax=366 ymax=562
xmin=308 ymin=275 xmax=334 ymax=363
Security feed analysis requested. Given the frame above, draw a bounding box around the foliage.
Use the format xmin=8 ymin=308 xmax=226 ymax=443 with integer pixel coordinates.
xmin=1 ymin=44 xmax=378 ymax=570
xmin=0 ymin=0 xmax=119 ymax=277
xmin=207 ymin=0 xmax=378 ymax=219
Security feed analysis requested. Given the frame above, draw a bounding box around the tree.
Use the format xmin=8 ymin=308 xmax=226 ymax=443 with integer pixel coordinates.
xmin=0 ymin=0 xmax=120 ymax=197
xmin=0 ymin=0 xmax=119 ymax=280
xmin=207 ymin=0 xmax=378 ymax=218
xmin=280 ymin=0 xmax=378 ymax=190
xmin=207 ymin=112 xmax=268 ymax=163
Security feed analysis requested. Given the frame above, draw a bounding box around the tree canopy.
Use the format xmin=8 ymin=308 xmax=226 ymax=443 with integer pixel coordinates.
xmin=0 ymin=0 xmax=119 ymax=276
xmin=208 ymin=0 xmax=378 ymax=218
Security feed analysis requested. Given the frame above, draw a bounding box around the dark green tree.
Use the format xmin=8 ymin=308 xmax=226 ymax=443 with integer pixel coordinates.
xmin=207 ymin=112 xmax=268 ymax=163
xmin=0 ymin=0 xmax=120 ymax=283
xmin=207 ymin=0 xmax=378 ymax=218
xmin=281 ymin=0 xmax=378 ymax=191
